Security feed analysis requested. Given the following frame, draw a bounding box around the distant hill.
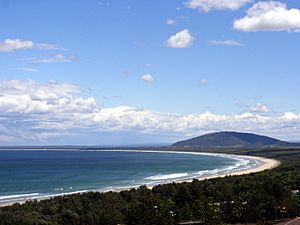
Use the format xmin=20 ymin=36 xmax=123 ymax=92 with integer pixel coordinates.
xmin=172 ymin=131 xmax=298 ymax=148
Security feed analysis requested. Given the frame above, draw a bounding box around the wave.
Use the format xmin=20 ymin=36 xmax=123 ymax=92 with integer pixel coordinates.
xmin=194 ymin=166 xmax=238 ymax=177
xmin=145 ymin=173 xmax=188 ymax=181
xmin=0 ymin=190 xmax=89 ymax=205
xmin=0 ymin=193 xmax=40 ymax=200
xmin=194 ymin=158 xmax=256 ymax=177
xmin=47 ymin=190 xmax=87 ymax=197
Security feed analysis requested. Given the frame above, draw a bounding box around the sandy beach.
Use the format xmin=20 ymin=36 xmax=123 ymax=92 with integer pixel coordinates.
xmin=135 ymin=153 xmax=280 ymax=190
xmin=193 ymin=154 xmax=280 ymax=181
xmin=0 ymin=152 xmax=281 ymax=207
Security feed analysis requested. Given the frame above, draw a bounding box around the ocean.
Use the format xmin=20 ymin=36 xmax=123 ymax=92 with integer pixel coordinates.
xmin=0 ymin=149 xmax=259 ymax=205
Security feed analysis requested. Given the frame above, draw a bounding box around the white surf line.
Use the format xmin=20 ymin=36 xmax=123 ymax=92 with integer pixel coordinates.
xmin=0 ymin=190 xmax=88 ymax=207
xmin=145 ymin=173 xmax=189 ymax=181
xmin=0 ymin=193 xmax=40 ymax=200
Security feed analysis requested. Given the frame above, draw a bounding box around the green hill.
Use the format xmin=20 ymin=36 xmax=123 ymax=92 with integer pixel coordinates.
xmin=172 ymin=131 xmax=297 ymax=148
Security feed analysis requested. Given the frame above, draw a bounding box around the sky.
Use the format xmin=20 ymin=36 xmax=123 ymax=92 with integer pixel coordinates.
xmin=0 ymin=0 xmax=300 ymax=145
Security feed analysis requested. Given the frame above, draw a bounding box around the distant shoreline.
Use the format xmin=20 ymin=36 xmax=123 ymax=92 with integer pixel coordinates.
xmin=0 ymin=150 xmax=280 ymax=207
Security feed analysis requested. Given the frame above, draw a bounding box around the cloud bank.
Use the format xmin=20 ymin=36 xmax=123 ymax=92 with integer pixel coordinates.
xmin=0 ymin=80 xmax=300 ymax=144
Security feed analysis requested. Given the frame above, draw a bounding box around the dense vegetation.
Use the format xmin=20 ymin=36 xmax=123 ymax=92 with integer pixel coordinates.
xmin=1 ymin=147 xmax=300 ymax=225
xmin=172 ymin=131 xmax=298 ymax=148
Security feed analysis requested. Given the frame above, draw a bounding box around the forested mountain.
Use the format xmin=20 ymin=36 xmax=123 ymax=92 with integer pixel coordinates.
xmin=173 ymin=131 xmax=297 ymax=148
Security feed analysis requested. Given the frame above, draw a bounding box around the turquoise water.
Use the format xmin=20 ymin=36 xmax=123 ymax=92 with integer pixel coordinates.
xmin=0 ymin=150 xmax=258 ymax=204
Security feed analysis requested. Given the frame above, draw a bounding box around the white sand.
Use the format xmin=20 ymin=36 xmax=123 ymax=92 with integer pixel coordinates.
xmin=116 ymin=154 xmax=281 ymax=190
xmin=192 ymin=154 xmax=280 ymax=181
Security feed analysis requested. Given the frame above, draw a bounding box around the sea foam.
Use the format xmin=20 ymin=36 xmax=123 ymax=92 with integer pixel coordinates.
xmin=145 ymin=173 xmax=188 ymax=180
xmin=0 ymin=193 xmax=39 ymax=200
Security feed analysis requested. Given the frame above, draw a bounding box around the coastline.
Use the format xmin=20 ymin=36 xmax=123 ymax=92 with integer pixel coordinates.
xmin=117 ymin=153 xmax=281 ymax=190
xmin=183 ymin=154 xmax=280 ymax=183
xmin=0 ymin=151 xmax=280 ymax=207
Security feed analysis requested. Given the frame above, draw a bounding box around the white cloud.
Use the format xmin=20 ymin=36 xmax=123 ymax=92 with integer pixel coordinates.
xmin=141 ymin=74 xmax=155 ymax=83
xmin=34 ymin=43 xmax=67 ymax=51
xmin=166 ymin=19 xmax=176 ymax=25
xmin=185 ymin=0 xmax=251 ymax=12
xmin=94 ymin=108 xmax=300 ymax=141
xmin=0 ymin=80 xmax=300 ymax=144
xmin=0 ymin=39 xmax=33 ymax=52
xmin=200 ymin=79 xmax=209 ymax=86
xmin=0 ymin=80 xmax=99 ymax=143
xmin=166 ymin=29 xmax=194 ymax=48
xmin=249 ymin=103 xmax=270 ymax=113
xmin=25 ymin=53 xmax=76 ymax=63
xmin=233 ymin=1 xmax=300 ymax=32
xmin=208 ymin=39 xmax=243 ymax=46
xmin=15 ymin=68 xmax=38 ymax=72
xmin=144 ymin=63 xmax=154 ymax=68
xmin=0 ymin=38 xmax=67 ymax=52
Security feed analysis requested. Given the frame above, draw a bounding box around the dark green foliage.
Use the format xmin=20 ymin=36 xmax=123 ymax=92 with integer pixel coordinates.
xmin=172 ymin=131 xmax=298 ymax=148
xmin=1 ymin=148 xmax=300 ymax=225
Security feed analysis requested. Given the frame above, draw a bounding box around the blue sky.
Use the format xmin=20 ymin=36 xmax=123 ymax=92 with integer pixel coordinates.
xmin=1 ymin=0 xmax=300 ymax=145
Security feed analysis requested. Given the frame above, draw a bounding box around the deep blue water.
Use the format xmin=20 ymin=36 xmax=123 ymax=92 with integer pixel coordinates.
xmin=0 ymin=150 xmax=258 ymax=204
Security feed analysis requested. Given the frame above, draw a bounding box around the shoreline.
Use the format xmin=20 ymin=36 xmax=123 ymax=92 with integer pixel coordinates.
xmin=0 ymin=151 xmax=280 ymax=207
xmin=114 ymin=154 xmax=281 ymax=190
xmin=183 ymin=154 xmax=280 ymax=183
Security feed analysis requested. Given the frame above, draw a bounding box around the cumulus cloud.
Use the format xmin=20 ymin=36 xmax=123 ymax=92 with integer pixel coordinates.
xmin=141 ymin=74 xmax=155 ymax=83
xmin=0 ymin=39 xmax=33 ymax=52
xmin=185 ymin=0 xmax=251 ymax=12
xmin=92 ymin=107 xmax=300 ymax=141
xmin=0 ymin=38 xmax=66 ymax=52
xmin=0 ymin=80 xmax=99 ymax=143
xmin=208 ymin=39 xmax=243 ymax=46
xmin=249 ymin=103 xmax=270 ymax=113
xmin=166 ymin=29 xmax=194 ymax=48
xmin=233 ymin=1 xmax=300 ymax=32
xmin=1 ymin=82 xmax=99 ymax=115
xmin=0 ymin=80 xmax=300 ymax=144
